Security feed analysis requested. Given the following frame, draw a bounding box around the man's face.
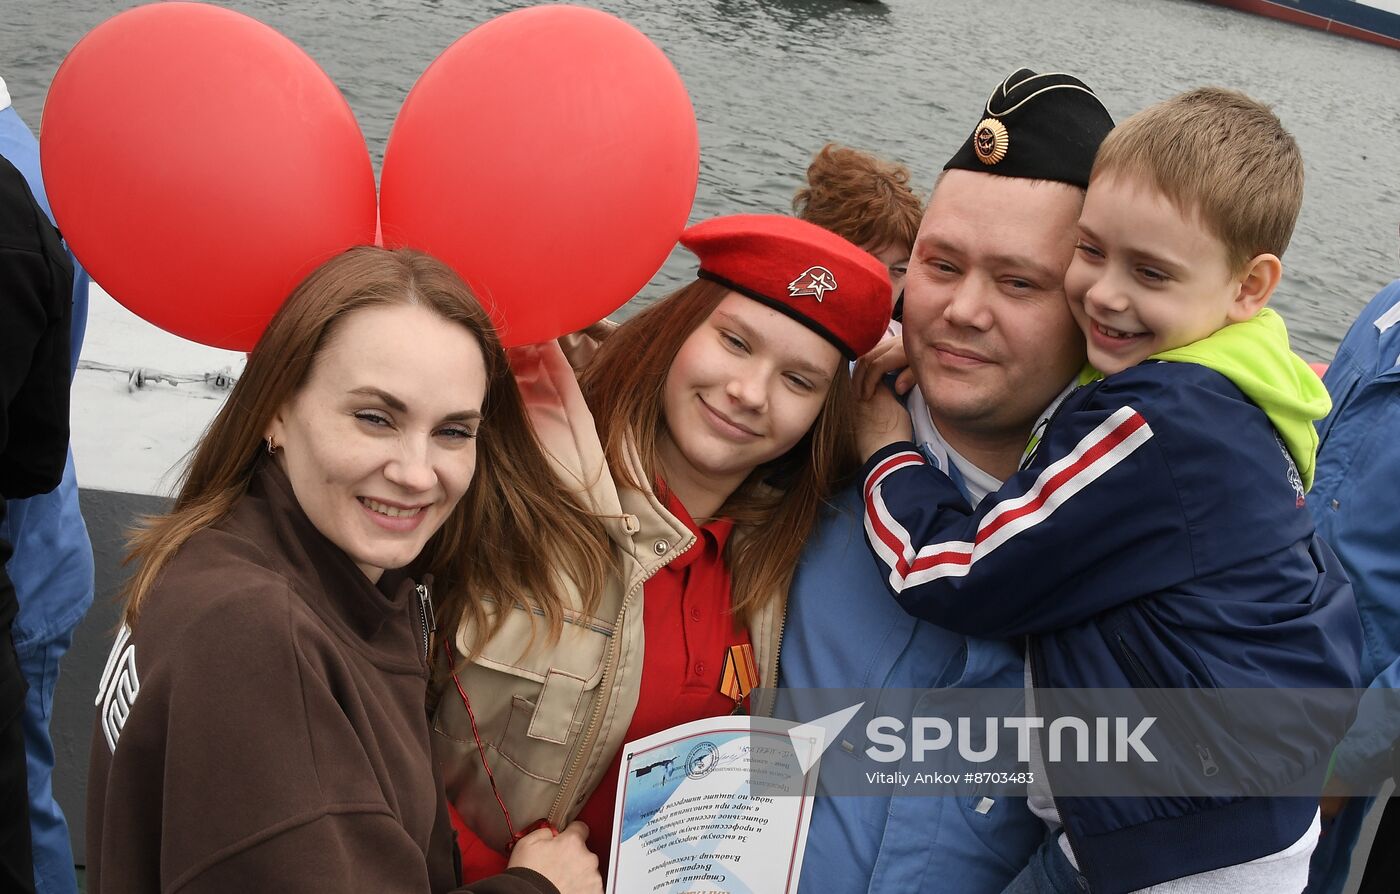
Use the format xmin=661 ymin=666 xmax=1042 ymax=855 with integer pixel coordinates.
xmin=902 ymin=170 xmax=1087 ymax=442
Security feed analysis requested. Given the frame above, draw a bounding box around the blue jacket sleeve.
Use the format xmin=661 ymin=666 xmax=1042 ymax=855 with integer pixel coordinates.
xmin=1332 ymin=648 xmax=1400 ymax=788
xmin=862 ymin=389 xmax=1196 ymax=638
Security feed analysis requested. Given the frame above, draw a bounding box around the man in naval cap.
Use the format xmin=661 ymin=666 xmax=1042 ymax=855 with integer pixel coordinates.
xmin=779 ymin=68 xmax=1114 ymax=893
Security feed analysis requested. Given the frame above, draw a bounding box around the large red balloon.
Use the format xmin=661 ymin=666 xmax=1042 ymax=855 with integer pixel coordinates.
xmin=379 ymin=5 xmax=699 ymax=346
xmin=42 ymin=2 xmax=376 ymax=351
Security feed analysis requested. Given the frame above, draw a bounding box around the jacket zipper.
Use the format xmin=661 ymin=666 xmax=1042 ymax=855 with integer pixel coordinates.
xmin=547 ymin=513 xmax=789 ymax=818
xmin=1020 ymin=381 xmax=1091 ymax=471
xmin=1028 ymin=640 xmax=1086 ymax=876
xmin=547 ymin=527 xmax=788 ymax=818
xmin=1113 ymin=634 xmax=1219 ymax=777
xmin=416 ymin=583 xmax=436 ymax=664
xmin=547 ymin=537 xmax=691 ymax=824
xmin=759 ymin=598 xmax=786 ymax=719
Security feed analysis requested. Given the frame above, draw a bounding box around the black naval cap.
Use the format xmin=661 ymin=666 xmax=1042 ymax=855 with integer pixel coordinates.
xmin=944 ymin=68 xmax=1114 ymax=189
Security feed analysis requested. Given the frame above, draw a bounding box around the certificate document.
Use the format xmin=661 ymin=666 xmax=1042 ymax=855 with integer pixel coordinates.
xmin=604 ymin=715 xmax=822 ymax=894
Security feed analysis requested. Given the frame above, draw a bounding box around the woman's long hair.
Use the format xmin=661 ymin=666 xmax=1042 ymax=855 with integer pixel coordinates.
xmin=121 ymin=246 xmax=611 ymax=643
xmin=579 ymin=279 xmax=858 ymax=625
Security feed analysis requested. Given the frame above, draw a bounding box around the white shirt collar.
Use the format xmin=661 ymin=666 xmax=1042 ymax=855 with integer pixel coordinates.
xmin=1375 ymin=300 xmax=1400 ymax=369
xmin=1378 ymin=300 xmax=1400 ymax=335
xmin=905 ymin=379 xmax=1074 ymax=508
xmin=1377 ymin=300 xmax=1400 ymax=369
xmin=0 ymin=76 xmax=11 ymax=113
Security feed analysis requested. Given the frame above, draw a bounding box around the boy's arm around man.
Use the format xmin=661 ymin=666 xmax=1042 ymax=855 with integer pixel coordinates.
xmin=862 ymin=357 xmax=1339 ymax=646
xmin=865 ymin=365 xmax=1205 ymax=639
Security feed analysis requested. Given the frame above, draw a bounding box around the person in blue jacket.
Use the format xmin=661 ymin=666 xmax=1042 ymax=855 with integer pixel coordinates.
xmin=779 ymin=68 xmax=1112 ymax=893
xmin=0 ymin=76 xmax=95 ymax=894
xmin=1304 ymin=279 xmax=1400 ymax=894
xmin=858 ymin=88 xmax=1364 ymax=893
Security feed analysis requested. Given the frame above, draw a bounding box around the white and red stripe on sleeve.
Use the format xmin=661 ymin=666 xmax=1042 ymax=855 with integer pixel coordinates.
xmin=864 ymin=406 xmax=1154 ymax=593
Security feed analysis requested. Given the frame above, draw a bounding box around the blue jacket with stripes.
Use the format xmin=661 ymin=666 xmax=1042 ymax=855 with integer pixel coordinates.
xmin=862 ymin=359 xmax=1363 ymax=893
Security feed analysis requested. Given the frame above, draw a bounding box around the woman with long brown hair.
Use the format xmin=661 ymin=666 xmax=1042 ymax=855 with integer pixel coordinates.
xmin=86 ymin=246 xmax=611 ymax=894
xmin=435 ymin=215 xmax=892 ymax=878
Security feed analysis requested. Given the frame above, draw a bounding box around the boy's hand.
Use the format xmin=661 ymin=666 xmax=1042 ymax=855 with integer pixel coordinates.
xmin=1319 ymin=770 xmax=1353 ymax=824
xmin=856 ymin=382 xmax=914 ymax=463
xmin=1320 ymin=794 xmax=1348 ymax=823
xmin=854 ymin=334 xmax=917 ymax=400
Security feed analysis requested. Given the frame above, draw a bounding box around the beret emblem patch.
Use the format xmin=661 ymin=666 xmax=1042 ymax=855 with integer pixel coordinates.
xmin=788 ymin=265 xmax=839 ymax=302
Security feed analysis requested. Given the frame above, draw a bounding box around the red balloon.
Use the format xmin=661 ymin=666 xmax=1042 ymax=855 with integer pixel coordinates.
xmin=41 ymin=2 xmax=376 ymax=351
xmin=379 ymin=5 xmax=699 ymax=346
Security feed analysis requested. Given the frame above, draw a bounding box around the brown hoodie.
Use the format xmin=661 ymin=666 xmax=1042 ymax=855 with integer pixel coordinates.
xmin=86 ymin=462 xmax=556 ymax=894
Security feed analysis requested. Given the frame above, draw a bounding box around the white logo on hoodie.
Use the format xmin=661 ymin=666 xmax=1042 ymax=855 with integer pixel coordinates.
xmin=96 ymin=624 xmax=140 ymax=753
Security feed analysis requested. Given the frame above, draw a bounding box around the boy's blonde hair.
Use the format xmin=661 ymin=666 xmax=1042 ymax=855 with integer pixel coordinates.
xmin=1091 ymin=87 xmax=1303 ymax=271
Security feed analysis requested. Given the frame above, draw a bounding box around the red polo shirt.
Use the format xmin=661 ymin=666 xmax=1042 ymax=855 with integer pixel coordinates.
xmin=453 ymin=486 xmax=752 ymax=880
xmin=577 ymin=485 xmax=750 ymax=870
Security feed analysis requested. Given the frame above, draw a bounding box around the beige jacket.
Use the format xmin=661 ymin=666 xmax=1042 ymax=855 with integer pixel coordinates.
xmin=431 ymin=341 xmax=785 ymax=851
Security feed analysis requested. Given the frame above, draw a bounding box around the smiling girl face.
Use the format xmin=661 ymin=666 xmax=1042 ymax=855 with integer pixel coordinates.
xmin=657 ymin=291 xmax=842 ymax=501
xmin=267 ymin=302 xmax=487 ymax=582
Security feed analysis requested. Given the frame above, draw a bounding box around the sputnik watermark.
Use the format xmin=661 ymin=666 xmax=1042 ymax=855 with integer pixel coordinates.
xmin=786 ymin=704 xmax=1156 ymax=771
xmin=765 ymin=687 xmax=1371 ymax=798
xmin=865 ymin=715 xmax=1157 ymax=764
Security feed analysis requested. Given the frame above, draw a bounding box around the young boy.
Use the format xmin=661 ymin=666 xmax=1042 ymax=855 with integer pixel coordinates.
xmin=858 ymin=88 xmax=1363 ymax=893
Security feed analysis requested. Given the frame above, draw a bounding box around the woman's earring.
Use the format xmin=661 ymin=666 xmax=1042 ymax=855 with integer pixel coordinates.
xmin=265 ymin=436 xmax=277 ymax=455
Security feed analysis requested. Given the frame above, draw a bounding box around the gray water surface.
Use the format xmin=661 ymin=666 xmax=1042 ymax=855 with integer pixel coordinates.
xmin=5 ymin=0 xmax=1399 ymax=358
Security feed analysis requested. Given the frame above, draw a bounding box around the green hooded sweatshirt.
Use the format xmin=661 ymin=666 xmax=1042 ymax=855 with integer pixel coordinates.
xmin=1077 ymin=308 xmax=1331 ymax=489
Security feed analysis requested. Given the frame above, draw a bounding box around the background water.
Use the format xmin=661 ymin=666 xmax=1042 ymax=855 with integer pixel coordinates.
xmin=4 ymin=0 xmax=1400 ymax=359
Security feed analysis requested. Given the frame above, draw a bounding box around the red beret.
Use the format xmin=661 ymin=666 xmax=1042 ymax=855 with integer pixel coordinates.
xmin=679 ymin=214 xmax=891 ymax=360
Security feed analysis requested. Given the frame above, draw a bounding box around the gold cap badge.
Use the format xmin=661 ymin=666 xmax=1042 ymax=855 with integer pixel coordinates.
xmin=973 ymin=117 xmax=1009 ymax=165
